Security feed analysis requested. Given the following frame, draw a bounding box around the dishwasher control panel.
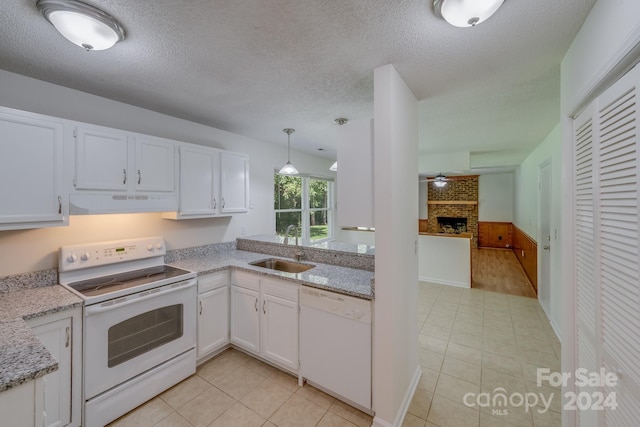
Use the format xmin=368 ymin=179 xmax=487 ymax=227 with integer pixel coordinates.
xmin=300 ymin=287 xmax=371 ymax=323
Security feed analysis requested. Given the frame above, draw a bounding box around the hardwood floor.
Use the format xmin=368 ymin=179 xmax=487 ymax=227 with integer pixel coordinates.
xmin=471 ymin=248 xmax=536 ymax=298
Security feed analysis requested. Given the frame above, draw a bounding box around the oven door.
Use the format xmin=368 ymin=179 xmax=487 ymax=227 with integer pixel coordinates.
xmin=83 ymin=279 xmax=196 ymax=399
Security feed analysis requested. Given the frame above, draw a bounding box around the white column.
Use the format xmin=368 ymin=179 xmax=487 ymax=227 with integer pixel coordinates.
xmin=372 ymin=64 xmax=420 ymax=426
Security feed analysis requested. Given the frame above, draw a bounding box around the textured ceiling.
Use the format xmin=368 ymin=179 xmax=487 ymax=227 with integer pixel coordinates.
xmin=0 ymin=0 xmax=596 ymax=169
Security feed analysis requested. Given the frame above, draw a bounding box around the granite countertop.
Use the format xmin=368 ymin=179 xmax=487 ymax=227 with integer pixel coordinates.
xmin=169 ymin=249 xmax=374 ymax=300
xmin=0 ymin=286 xmax=83 ymax=392
xmin=241 ymin=234 xmax=376 ymax=255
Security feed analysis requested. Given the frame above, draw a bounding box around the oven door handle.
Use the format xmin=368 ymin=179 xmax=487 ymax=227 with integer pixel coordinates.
xmin=84 ymin=279 xmax=196 ymax=316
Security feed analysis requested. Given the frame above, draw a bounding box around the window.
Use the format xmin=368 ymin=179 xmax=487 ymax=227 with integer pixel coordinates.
xmin=274 ymin=173 xmax=333 ymax=243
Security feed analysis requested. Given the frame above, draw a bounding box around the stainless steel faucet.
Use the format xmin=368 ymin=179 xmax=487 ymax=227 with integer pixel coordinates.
xmin=283 ymin=224 xmax=304 ymax=261
xmin=283 ymin=224 xmax=298 ymax=246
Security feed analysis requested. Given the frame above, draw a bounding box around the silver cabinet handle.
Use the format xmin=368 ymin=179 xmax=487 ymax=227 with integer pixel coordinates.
xmin=65 ymin=326 xmax=70 ymax=348
xmin=543 ymin=245 xmax=550 ymax=250
xmin=263 ymin=300 xmax=266 ymax=314
xmin=123 ymin=168 xmax=127 ymax=184
xmin=255 ymin=298 xmax=258 ymax=312
xmin=213 ymin=198 xmax=217 ymax=210
xmin=137 ymin=169 xmax=141 ymax=184
xmin=58 ymin=196 xmax=62 ymax=214
xmin=222 ymin=198 xmax=225 ymax=209
xmin=199 ymin=300 xmax=203 ymax=315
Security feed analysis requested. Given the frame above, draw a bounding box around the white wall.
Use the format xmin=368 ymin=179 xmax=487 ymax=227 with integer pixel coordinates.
xmin=418 ymin=235 xmax=471 ymax=288
xmin=372 ymin=64 xmax=419 ymax=426
xmin=478 ymin=173 xmax=514 ymax=222
xmin=513 ymin=124 xmax=562 ymax=335
xmin=0 ymin=69 xmax=334 ymax=276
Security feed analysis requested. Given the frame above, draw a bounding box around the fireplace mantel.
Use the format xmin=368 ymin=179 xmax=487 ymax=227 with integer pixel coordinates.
xmin=427 ymin=201 xmax=478 ymax=205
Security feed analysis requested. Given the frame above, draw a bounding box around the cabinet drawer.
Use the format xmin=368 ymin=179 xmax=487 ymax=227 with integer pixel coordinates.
xmin=232 ymin=270 xmax=261 ymax=291
xmin=261 ymin=278 xmax=298 ymax=302
xmin=198 ymin=271 xmax=229 ymax=293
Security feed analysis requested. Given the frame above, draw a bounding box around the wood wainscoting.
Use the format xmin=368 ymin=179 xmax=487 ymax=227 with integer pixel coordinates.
xmin=512 ymin=225 xmax=538 ymax=294
xmin=478 ymin=222 xmax=513 ymax=249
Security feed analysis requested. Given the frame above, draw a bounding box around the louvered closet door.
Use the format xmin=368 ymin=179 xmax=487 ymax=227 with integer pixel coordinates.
xmin=595 ymin=63 xmax=640 ymax=426
xmin=573 ymin=105 xmax=598 ymax=427
xmin=573 ymin=63 xmax=640 ymax=426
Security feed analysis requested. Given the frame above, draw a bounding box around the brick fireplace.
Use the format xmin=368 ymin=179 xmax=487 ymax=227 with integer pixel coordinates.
xmin=426 ymin=175 xmax=478 ymax=247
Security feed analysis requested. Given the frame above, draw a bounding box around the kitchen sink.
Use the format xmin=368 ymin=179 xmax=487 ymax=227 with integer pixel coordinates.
xmin=250 ymin=258 xmax=315 ymax=273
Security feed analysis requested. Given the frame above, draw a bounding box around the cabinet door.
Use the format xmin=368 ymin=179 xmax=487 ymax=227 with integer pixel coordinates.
xmin=134 ymin=136 xmax=176 ymax=192
xmin=179 ymin=144 xmax=218 ymax=216
xmin=198 ymin=286 xmax=229 ymax=358
xmin=220 ymin=151 xmax=249 ymax=213
xmin=0 ymin=379 xmax=44 ymax=427
xmin=0 ymin=110 xmax=65 ymax=229
xmin=31 ymin=317 xmax=72 ymax=427
xmin=75 ymin=126 xmax=129 ymax=191
xmin=230 ymin=285 xmax=260 ymax=354
xmin=261 ymin=280 xmax=299 ymax=372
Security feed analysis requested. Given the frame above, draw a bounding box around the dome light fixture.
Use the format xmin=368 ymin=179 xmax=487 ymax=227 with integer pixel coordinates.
xmin=36 ymin=0 xmax=126 ymax=51
xmin=279 ymin=128 xmax=299 ymax=175
xmin=433 ymin=0 xmax=505 ymax=28
xmin=434 ymin=173 xmax=448 ymax=187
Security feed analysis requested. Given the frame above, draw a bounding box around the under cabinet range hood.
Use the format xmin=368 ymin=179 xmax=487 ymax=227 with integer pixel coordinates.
xmin=69 ymin=193 xmax=178 ymax=214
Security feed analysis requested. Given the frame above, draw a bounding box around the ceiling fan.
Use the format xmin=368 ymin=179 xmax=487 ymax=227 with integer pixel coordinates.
xmin=428 ymin=173 xmax=448 ymax=187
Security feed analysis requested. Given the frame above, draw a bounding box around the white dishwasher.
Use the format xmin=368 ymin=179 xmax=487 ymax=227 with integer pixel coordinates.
xmin=299 ymin=286 xmax=372 ymax=412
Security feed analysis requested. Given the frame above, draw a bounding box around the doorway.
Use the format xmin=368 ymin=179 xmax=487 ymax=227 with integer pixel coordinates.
xmin=538 ymin=160 xmax=552 ymax=316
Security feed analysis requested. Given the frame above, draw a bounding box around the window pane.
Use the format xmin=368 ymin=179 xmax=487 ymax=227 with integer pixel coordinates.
xmin=274 ymin=174 xmax=302 ymax=210
xmin=275 ymin=211 xmax=302 ymax=237
xmin=309 ymin=179 xmax=328 ymax=209
xmin=309 ymin=210 xmax=329 ymax=241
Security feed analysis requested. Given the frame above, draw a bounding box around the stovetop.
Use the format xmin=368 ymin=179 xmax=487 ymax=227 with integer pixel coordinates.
xmin=66 ymin=265 xmax=193 ymax=298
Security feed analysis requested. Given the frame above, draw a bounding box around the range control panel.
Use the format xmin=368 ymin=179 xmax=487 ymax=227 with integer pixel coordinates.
xmin=59 ymin=236 xmax=166 ymax=272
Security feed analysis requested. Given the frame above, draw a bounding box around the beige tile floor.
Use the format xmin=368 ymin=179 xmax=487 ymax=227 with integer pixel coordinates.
xmin=110 ymin=281 xmax=561 ymax=427
xmin=404 ymin=282 xmax=562 ymax=427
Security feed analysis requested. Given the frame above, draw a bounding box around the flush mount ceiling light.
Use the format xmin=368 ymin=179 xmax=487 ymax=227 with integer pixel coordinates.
xmin=330 ymin=117 xmax=348 ymax=172
xmin=434 ymin=173 xmax=448 ymax=187
xmin=36 ymin=0 xmax=126 ymax=51
xmin=433 ymin=0 xmax=505 ymax=27
xmin=279 ymin=128 xmax=299 ymax=175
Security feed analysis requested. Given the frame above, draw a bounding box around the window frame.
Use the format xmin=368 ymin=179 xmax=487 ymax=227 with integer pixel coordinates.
xmin=274 ymin=171 xmax=334 ymax=244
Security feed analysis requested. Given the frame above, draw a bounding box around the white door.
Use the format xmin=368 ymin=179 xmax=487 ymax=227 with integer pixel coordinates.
xmin=0 ymin=109 xmax=65 ymax=228
xmin=538 ymin=161 xmax=552 ymax=316
xmin=29 ymin=316 xmax=72 ymax=427
xmin=261 ymin=292 xmax=298 ymax=372
xmin=179 ymin=144 xmax=218 ymax=216
xmin=197 ymin=286 xmax=229 ymax=358
xmin=220 ymin=151 xmax=249 ymax=213
xmin=230 ymin=285 xmax=260 ymax=353
xmin=75 ymin=126 xmax=129 ymax=191
xmin=134 ymin=136 xmax=176 ymax=192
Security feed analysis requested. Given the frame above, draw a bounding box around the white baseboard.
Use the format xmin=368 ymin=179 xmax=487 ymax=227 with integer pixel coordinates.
xmin=550 ymin=318 xmax=561 ymax=343
xmin=418 ymin=276 xmax=470 ymax=288
xmin=372 ymin=365 xmax=422 ymax=427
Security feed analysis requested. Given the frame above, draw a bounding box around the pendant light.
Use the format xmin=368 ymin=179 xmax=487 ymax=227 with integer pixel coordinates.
xmin=37 ymin=0 xmax=126 ymax=51
xmin=279 ymin=128 xmax=299 ymax=175
xmin=433 ymin=0 xmax=505 ymax=27
xmin=330 ymin=118 xmax=348 ymax=172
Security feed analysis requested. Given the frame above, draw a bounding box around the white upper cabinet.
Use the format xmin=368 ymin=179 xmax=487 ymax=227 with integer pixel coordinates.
xmin=164 ymin=143 xmax=249 ymax=219
xmin=220 ymin=151 xmax=249 ymax=213
xmin=0 ymin=107 xmax=67 ymax=230
xmin=336 ymin=118 xmax=374 ymax=228
xmin=134 ymin=136 xmax=176 ymax=193
xmin=74 ymin=126 xmax=176 ymax=193
xmin=74 ymin=126 xmax=128 ymax=191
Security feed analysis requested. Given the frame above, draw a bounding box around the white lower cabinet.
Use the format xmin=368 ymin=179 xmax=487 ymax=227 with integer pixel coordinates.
xmin=197 ymin=271 xmax=230 ymax=361
xmin=230 ymin=271 xmax=299 ymax=373
xmin=0 ymin=379 xmax=44 ymax=427
xmin=27 ymin=307 xmax=81 ymax=427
